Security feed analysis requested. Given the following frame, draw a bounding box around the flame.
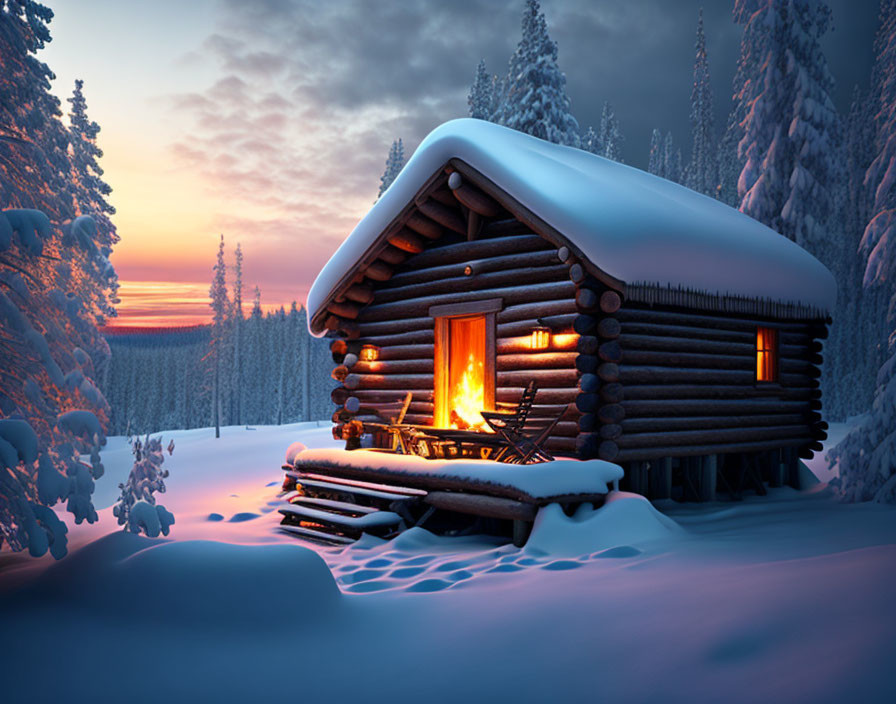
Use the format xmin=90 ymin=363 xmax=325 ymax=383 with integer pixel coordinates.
xmin=450 ymin=353 xmax=488 ymax=430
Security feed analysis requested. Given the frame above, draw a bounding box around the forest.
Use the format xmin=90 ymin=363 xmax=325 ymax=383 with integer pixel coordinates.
xmin=1 ymin=0 xmax=895 ymax=562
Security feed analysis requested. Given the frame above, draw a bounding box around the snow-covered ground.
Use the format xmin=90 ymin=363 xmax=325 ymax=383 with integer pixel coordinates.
xmin=1 ymin=421 xmax=895 ymax=703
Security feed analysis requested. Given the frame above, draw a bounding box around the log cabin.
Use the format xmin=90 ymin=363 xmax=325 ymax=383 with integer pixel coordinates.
xmin=304 ymin=118 xmax=836 ymax=503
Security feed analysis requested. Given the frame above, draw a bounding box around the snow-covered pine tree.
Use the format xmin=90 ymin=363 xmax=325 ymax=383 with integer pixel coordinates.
xmin=495 ymin=0 xmax=580 ymax=147
xmin=208 ymin=235 xmax=229 ymax=438
xmin=733 ymin=0 xmax=841 ymax=255
xmin=685 ymin=8 xmax=717 ymax=196
xmin=230 ymin=242 xmax=244 ymax=425
xmin=598 ymin=101 xmax=624 ymax=162
xmin=113 ymin=435 xmax=175 ymax=537
xmin=662 ymin=132 xmax=682 ymax=183
xmin=67 ymin=79 xmax=119 ymax=326
xmin=468 ymin=60 xmax=494 ymax=120
xmin=648 ymin=128 xmax=664 ymax=177
xmin=377 ymin=139 xmax=405 ymax=199
xmin=581 ymin=125 xmax=600 ymax=155
xmin=829 ymin=0 xmax=896 ymax=503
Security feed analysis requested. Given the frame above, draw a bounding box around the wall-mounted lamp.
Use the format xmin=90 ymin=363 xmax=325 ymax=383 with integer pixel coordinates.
xmin=360 ymin=344 xmax=380 ymax=362
xmin=530 ymin=326 xmax=551 ymax=351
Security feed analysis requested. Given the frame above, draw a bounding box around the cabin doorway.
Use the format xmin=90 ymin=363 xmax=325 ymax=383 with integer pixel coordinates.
xmin=431 ymin=301 xmax=499 ymax=430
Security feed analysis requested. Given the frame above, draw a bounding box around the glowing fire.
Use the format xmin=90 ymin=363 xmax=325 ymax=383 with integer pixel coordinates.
xmin=449 ymin=353 xmax=487 ymax=430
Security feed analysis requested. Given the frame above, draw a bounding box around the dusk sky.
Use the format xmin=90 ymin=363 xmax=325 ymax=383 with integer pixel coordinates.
xmin=39 ymin=0 xmax=878 ymax=327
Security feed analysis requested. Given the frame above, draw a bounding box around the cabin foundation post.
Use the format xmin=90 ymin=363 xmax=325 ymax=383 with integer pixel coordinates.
xmin=769 ymin=448 xmax=785 ymax=487
xmin=785 ymin=448 xmax=801 ymax=489
xmin=513 ymin=519 xmax=532 ymax=548
xmin=629 ymin=461 xmax=648 ymax=496
xmin=700 ymin=454 xmax=717 ymax=502
xmin=649 ymin=457 xmax=672 ymax=500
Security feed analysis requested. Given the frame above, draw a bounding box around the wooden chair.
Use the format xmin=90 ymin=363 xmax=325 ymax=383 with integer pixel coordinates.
xmin=480 ymin=381 xmax=538 ymax=447
xmin=494 ymin=406 xmax=568 ymax=464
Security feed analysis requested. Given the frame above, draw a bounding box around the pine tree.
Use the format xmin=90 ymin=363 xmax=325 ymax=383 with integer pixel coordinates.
xmin=663 ymin=132 xmax=682 ymax=183
xmin=468 ymin=60 xmax=494 ymax=120
xmin=733 ymin=0 xmax=841 ymax=254
xmin=648 ymin=128 xmax=664 ymax=177
xmin=582 ymin=125 xmax=600 ymax=155
xmin=377 ymin=138 xmax=405 ymax=199
xmin=495 ymin=0 xmax=580 ymax=147
xmin=598 ymin=102 xmax=624 ymax=162
xmin=685 ymin=9 xmax=717 ymax=196
xmin=230 ymin=242 xmax=244 ymax=425
xmin=208 ymin=235 xmax=229 ymax=438
xmin=67 ymin=79 xmax=119 ymax=325
xmin=829 ymin=0 xmax=896 ymax=503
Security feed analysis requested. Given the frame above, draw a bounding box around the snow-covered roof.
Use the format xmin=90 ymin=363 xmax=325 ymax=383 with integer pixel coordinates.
xmin=308 ymin=119 xmax=836 ymax=332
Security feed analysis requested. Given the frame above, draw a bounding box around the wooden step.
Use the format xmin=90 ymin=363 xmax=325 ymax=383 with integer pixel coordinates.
xmin=288 ymin=470 xmax=428 ymax=497
xmin=279 ymin=504 xmax=403 ymax=530
xmin=290 ymin=476 xmax=420 ymax=503
xmin=288 ymin=495 xmax=379 ymax=516
xmin=279 ymin=524 xmax=354 ymax=545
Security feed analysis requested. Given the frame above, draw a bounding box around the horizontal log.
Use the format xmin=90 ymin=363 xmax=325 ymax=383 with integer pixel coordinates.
xmin=331 ymin=365 xmax=349 ymax=382
xmin=359 ymin=400 xmax=433 ymax=416
xmin=496 ymin=387 xmax=578 ymax=405
xmin=621 ymin=413 xmax=807 ymax=433
xmin=617 ymin=366 xmax=808 ymax=386
xmin=578 ymin=336 xmax=599 ymax=355
xmin=599 ymin=341 xmax=622 ymax=363
xmin=544 ymin=436 xmax=576 ymax=453
xmin=496 ymin=297 xmax=578 ymax=323
xmin=326 ymin=301 xmax=361 ymax=320
xmin=497 ymin=315 xmax=576 ymax=338
xmin=425 ymin=491 xmax=536 ymax=522
xmin=578 ymin=373 xmax=599 ymax=393
xmin=388 ymin=228 xmax=425 ymax=254
xmin=622 ymin=398 xmax=810 ymax=416
xmin=359 ymin=280 xmax=575 ymax=323
xmin=399 ymin=235 xmax=550 ymax=271
xmin=615 ymin=436 xmax=814 ymax=462
xmin=573 ymin=314 xmax=597 ymax=336
xmin=350 ymin=389 xmax=434 ymax=403
xmin=353 ymin=359 xmax=433 ymax=374
xmin=331 ymin=387 xmax=349 ymax=405
xmin=377 ymin=245 xmax=408 ymax=265
xmin=497 ymin=369 xmax=579 ymax=387
xmin=598 ymin=403 xmax=625 ymax=424
xmin=576 ymin=394 xmax=597 ymax=414
xmin=599 ymin=440 xmax=619 ymax=461
xmin=428 ymin=187 xmax=457 ymax=206
xmin=600 ymin=382 xmax=624 ymax=403
xmin=617 ymin=306 xmax=818 ymax=332
xmin=601 ymin=291 xmax=622 ymax=313
xmin=598 ymin=318 xmax=620 ymax=339
xmin=358 ymin=317 xmax=433 ymax=338
xmin=619 ymin=348 xmax=815 ymax=373
xmin=372 ymin=263 xmax=570 ymax=305
xmin=370 ymin=344 xmax=434 ymax=361
xmin=406 ymin=212 xmax=443 ymax=239
xmin=617 ymin=424 xmax=808 ymax=450
xmin=345 ymin=373 xmax=434 ymax=390
xmin=569 ymin=263 xmax=585 ymax=284
xmin=363 ymin=261 xmax=393 ymax=281
xmin=600 ymin=423 xmax=622 ymax=440
xmin=576 ymin=288 xmax=599 ymax=311
xmin=450 ymin=182 xmax=503 ymax=217
xmin=496 ymin=334 xmax=577 ymax=354
xmin=576 ymin=433 xmax=599 ymax=458
xmin=620 ymin=384 xmax=817 ymax=401
xmin=478 ymin=215 xmax=533 ymax=236
xmin=575 ymin=355 xmax=597 ymax=374
xmin=578 ymin=413 xmax=597 ymax=432
xmin=598 ymin=363 xmax=619 ymax=382
xmin=359 ymin=329 xmax=435 ymax=347
xmin=496 ymin=352 xmax=577 ymax=371
xmin=417 ymin=199 xmax=467 ymax=234
xmin=343 ymin=284 xmax=375 ymax=305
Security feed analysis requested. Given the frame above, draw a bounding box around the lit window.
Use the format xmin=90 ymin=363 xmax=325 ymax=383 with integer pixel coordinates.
xmin=756 ymin=327 xmax=778 ymax=382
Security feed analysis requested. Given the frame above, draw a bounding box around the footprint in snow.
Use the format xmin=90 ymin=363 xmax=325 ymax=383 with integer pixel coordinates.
xmin=541 ymin=560 xmax=583 ymax=571
xmin=486 ymin=563 xmax=524 ymax=573
xmin=345 ymin=580 xmax=394 ymax=594
xmin=228 ymin=512 xmax=260 ymax=522
xmin=388 ymin=566 xmax=428 ymax=579
xmin=593 ymin=545 xmax=642 ymax=559
xmin=206 ymin=513 xmax=224 ymax=522
xmin=405 ymin=578 xmax=454 ymax=593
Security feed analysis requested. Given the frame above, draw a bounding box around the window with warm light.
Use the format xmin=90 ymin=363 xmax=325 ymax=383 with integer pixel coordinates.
xmin=359 ymin=344 xmax=379 ymax=362
xmin=756 ymin=327 xmax=778 ymax=382
xmin=530 ymin=326 xmax=551 ymax=350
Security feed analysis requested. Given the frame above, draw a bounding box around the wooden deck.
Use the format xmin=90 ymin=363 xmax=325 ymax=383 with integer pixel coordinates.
xmin=279 ymin=455 xmax=610 ymax=547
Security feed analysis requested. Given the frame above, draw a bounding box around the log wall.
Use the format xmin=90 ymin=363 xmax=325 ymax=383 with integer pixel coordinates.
xmin=330 ymin=228 xmax=580 ymax=453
